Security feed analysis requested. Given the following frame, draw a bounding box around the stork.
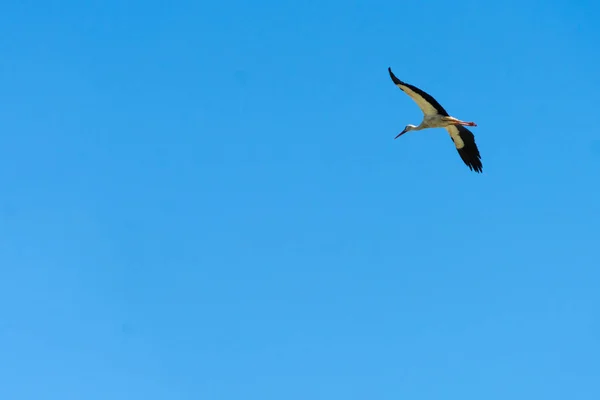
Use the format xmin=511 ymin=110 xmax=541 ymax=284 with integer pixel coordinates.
xmin=388 ymin=67 xmax=483 ymax=173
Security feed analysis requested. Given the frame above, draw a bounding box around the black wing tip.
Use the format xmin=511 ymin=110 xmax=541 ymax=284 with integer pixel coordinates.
xmin=388 ymin=67 xmax=402 ymax=85
xmin=465 ymin=158 xmax=483 ymax=172
xmin=388 ymin=67 xmax=450 ymax=116
xmin=454 ymin=125 xmax=483 ymax=173
xmin=457 ymin=146 xmax=483 ymax=173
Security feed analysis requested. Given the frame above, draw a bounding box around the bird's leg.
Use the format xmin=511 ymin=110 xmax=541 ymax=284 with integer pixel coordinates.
xmin=443 ymin=116 xmax=477 ymax=127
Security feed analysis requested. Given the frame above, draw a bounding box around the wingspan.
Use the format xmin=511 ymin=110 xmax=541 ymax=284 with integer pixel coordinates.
xmin=388 ymin=67 xmax=449 ymax=117
xmin=446 ymin=125 xmax=483 ymax=173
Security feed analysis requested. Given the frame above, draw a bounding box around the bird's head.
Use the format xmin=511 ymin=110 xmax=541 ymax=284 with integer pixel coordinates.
xmin=395 ymin=124 xmax=417 ymax=139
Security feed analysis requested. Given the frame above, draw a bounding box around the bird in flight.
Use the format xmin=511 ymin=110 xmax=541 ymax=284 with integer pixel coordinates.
xmin=388 ymin=67 xmax=483 ymax=173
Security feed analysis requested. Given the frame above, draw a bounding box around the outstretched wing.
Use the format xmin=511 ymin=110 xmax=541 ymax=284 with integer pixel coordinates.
xmin=388 ymin=67 xmax=449 ymax=117
xmin=446 ymin=125 xmax=483 ymax=173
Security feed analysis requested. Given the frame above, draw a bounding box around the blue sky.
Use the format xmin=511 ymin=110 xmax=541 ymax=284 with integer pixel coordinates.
xmin=1 ymin=0 xmax=599 ymax=398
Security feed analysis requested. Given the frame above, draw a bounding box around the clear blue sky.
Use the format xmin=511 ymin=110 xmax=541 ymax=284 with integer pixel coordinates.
xmin=1 ymin=0 xmax=599 ymax=399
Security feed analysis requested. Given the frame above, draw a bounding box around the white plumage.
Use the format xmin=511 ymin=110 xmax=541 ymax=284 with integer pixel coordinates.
xmin=388 ymin=67 xmax=483 ymax=173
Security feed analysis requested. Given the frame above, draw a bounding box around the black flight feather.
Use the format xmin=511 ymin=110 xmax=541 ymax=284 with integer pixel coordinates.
xmin=452 ymin=125 xmax=483 ymax=173
xmin=388 ymin=67 xmax=450 ymax=116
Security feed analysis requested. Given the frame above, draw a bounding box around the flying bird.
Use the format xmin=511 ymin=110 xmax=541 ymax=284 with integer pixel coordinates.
xmin=388 ymin=67 xmax=483 ymax=173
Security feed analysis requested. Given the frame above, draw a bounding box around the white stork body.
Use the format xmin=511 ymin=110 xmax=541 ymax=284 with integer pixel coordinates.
xmin=388 ymin=67 xmax=483 ymax=173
